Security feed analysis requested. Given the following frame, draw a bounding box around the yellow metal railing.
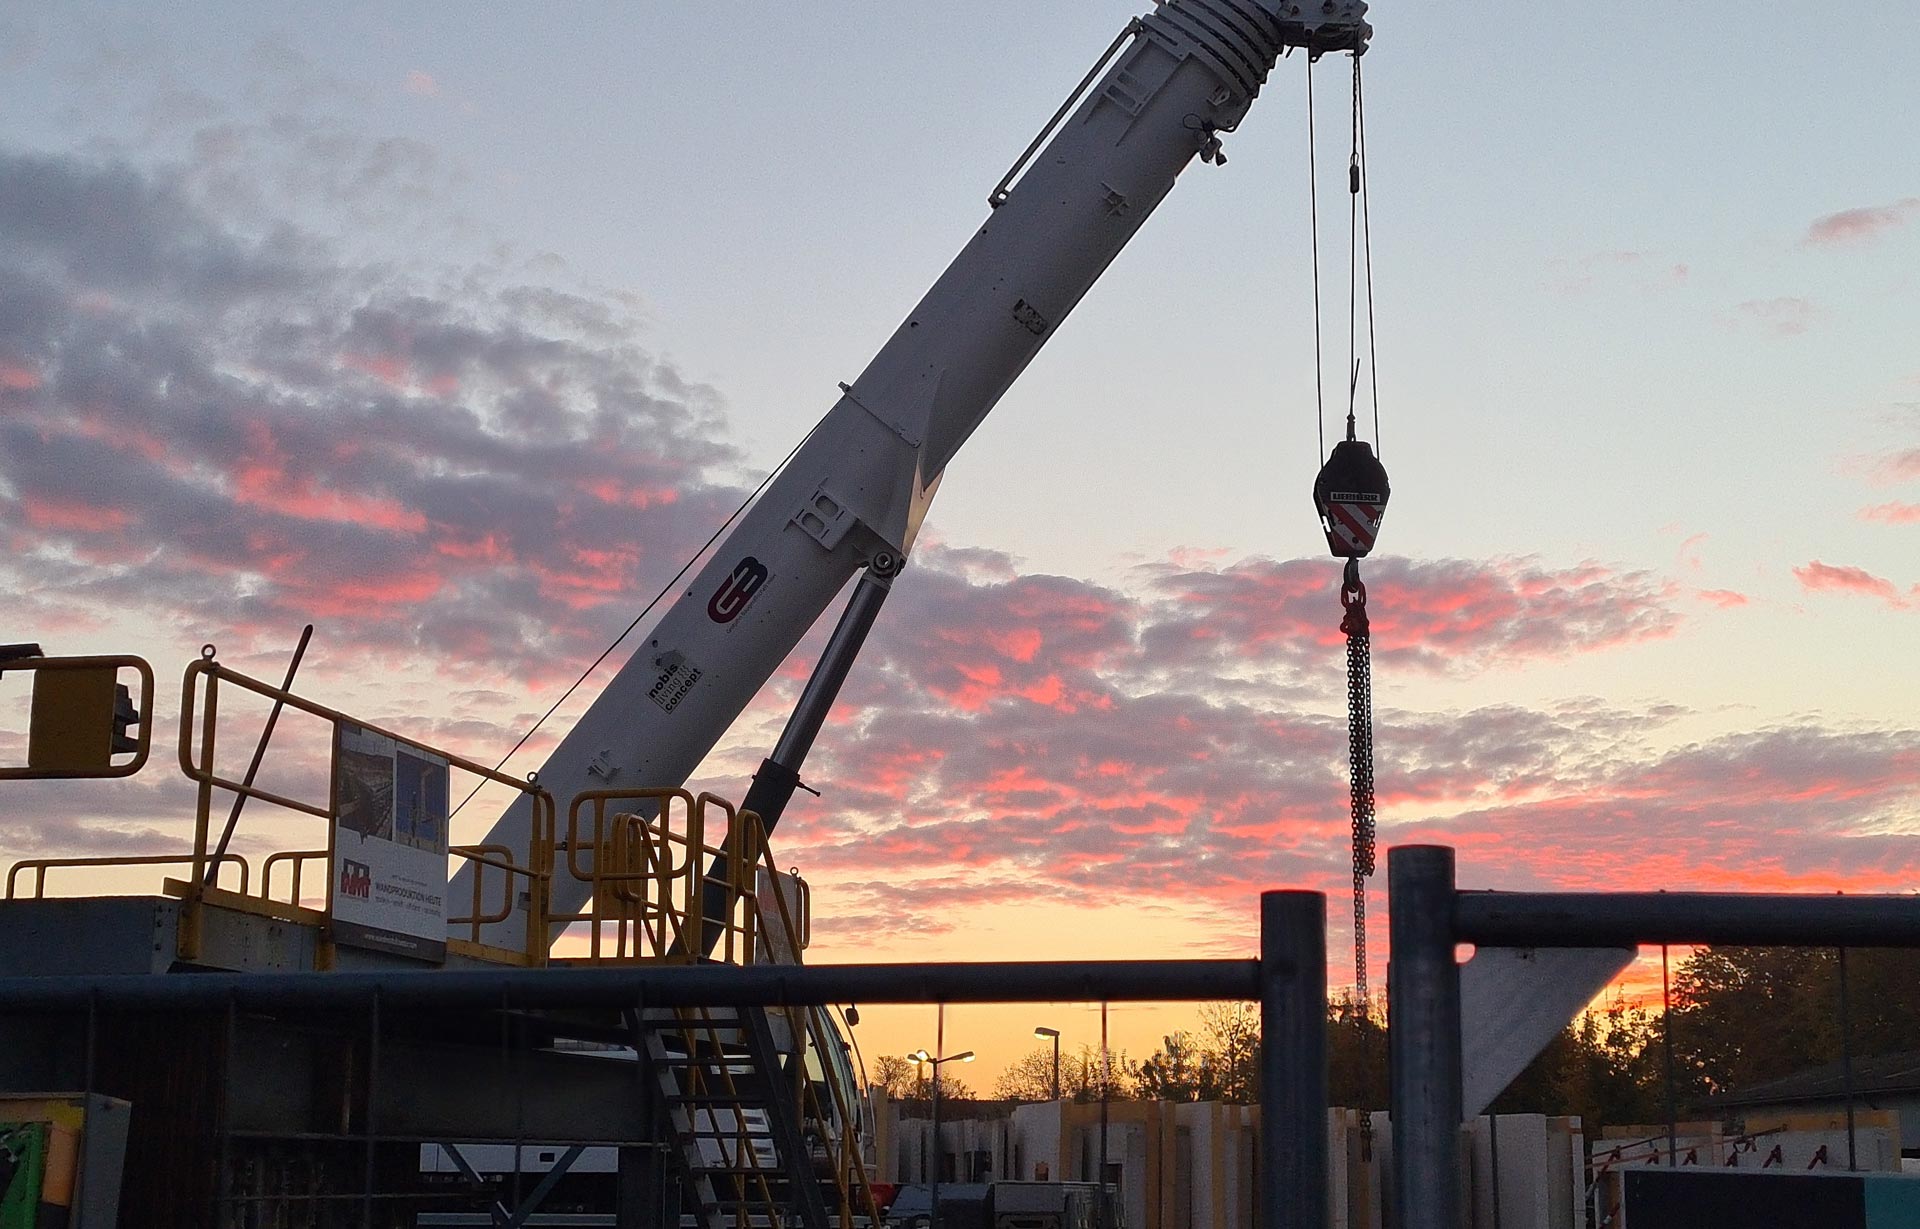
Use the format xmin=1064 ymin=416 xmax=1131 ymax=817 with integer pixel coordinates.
xmin=0 ymin=649 xmax=846 ymax=992
xmin=260 ymin=849 xmax=328 ymax=906
xmin=557 ymin=789 xmax=800 ymax=966
xmin=0 ymin=653 xmax=154 ymax=780
xmin=175 ymin=651 xmax=556 ymax=965
xmin=174 ymin=652 xmax=556 ymax=967
xmin=7 ymin=853 xmax=249 ymax=899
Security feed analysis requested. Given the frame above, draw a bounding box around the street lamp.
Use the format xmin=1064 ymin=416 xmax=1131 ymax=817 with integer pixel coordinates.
xmin=1034 ymin=1026 xmax=1061 ymax=1102
xmin=910 ymin=1048 xmax=975 ymax=1229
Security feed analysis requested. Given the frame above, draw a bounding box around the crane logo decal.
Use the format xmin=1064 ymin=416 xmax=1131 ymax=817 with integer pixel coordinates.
xmin=339 ymin=859 xmax=372 ymax=900
xmin=707 ymin=556 xmax=769 ymax=624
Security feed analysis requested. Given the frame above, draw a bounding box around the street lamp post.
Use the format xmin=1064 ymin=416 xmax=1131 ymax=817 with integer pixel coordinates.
xmin=1034 ymin=1026 xmax=1061 ymax=1102
xmin=909 ymin=1047 xmax=975 ymax=1229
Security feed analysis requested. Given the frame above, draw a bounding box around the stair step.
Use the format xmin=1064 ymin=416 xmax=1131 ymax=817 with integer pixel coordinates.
xmin=693 ymin=1168 xmax=793 ymax=1179
xmin=665 ymin=1093 xmax=772 ymax=1105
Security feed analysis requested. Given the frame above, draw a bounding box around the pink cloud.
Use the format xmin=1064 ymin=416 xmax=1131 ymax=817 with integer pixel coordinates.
xmin=0 ymin=149 xmax=747 ymax=686
xmin=1861 ymin=502 xmax=1920 ymax=524
xmin=1142 ymin=556 xmax=1681 ymax=675
xmin=341 ymin=349 xmax=410 ymax=387
xmin=787 ymin=677 xmax=1920 ymax=977
xmin=1733 ymin=297 xmax=1816 ymax=336
xmin=404 ymin=70 xmax=440 ymax=98
xmin=1695 ymin=588 xmax=1749 ymax=608
xmin=18 ymin=496 xmax=134 ymax=533
xmin=1793 ymin=560 xmax=1907 ymax=607
xmin=1872 ymin=448 xmax=1920 ymax=485
xmin=1805 ymin=198 xmax=1920 ymax=246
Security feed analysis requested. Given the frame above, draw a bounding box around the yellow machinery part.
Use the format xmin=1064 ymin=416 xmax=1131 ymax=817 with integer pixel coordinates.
xmin=27 ymin=665 xmax=117 ymax=773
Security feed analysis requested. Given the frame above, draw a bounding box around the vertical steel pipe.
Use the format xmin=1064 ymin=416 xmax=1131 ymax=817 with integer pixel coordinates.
xmin=933 ymin=1004 xmax=944 ymax=1229
xmin=362 ymin=988 xmax=381 ymax=1229
xmin=1389 ymin=846 xmax=1461 ymax=1229
xmin=1261 ymin=890 xmax=1328 ymax=1228
xmin=1839 ymin=948 xmax=1858 ymax=1170
xmin=1098 ymin=1001 xmax=1109 ymax=1226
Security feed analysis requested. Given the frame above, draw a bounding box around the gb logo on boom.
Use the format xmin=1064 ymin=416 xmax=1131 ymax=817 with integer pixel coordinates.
xmin=707 ymin=556 xmax=769 ymax=624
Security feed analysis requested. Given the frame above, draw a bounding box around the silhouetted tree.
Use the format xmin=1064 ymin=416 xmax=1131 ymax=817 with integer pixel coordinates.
xmin=870 ymin=1054 xmax=917 ymax=1098
xmin=1131 ymin=1032 xmax=1220 ymax=1103
xmin=870 ymin=1054 xmax=977 ymax=1101
xmin=994 ymin=1045 xmax=1062 ymax=1101
xmin=1668 ymin=946 xmax=1838 ymax=1095
xmin=1199 ymin=1002 xmax=1260 ymax=1103
xmin=1328 ymin=991 xmax=1388 ymax=1111
xmin=1665 ymin=946 xmax=1920 ymax=1098
xmin=1490 ymin=998 xmax=1664 ymax=1133
xmin=1061 ymin=1043 xmax=1132 ymax=1102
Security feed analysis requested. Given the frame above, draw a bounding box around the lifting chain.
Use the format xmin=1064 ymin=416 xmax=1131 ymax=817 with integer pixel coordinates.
xmin=1342 ymin=556 xmax=1378 ymax=1158
xmin=1341 ymin=557 xmax=1377 ymax=1002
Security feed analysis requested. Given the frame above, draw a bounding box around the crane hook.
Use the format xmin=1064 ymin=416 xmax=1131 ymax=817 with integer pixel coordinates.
xmin=1312 ymin=438 xmax=1389 ymax=558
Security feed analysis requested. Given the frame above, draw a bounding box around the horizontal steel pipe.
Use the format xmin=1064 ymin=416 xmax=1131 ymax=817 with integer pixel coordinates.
xmin=0 ymin=958 xmax=1259 ymax=1013
xmin=1457 ymin=891 xmax=1920 ymax=949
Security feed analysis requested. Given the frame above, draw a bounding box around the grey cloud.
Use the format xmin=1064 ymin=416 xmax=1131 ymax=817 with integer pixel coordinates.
xmin=0 ymin=145 xmax=746 ymax=680
xmin=0 ymin=150 xmax=313 ymax=305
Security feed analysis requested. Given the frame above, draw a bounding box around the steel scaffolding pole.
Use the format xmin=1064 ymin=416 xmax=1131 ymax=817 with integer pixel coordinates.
xmin=1389 ymin=845 xmax=1461 ymax=1229
xmin=1261 ymin=890 xmax=1329 ymax=1229
xmin=1455 ymin=890 xmax=1920 ymax=948
xmin=0 ymin=958 xmax=1260 ymax=1012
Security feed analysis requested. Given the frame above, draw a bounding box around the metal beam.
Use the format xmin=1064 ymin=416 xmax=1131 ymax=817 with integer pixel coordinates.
xmin=1260 ymin=890 xmax=1328 ymax=1229
xmin=698 ymin=564 xmax=899 ymax=954
xmin=504 ymin=1145 xmax=586 ymax=1229
xmin=438 ymin=1144 xmax=511 ymax=1226
xmin=0 ymin=958 xmax=1259 ymax=1012
xmin=1456 ymin=891 xmax=1920 ymax=948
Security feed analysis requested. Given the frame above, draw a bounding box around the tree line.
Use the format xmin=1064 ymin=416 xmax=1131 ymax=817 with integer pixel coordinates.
xmin=867 ymin=947 xmax=1920 ymax=1136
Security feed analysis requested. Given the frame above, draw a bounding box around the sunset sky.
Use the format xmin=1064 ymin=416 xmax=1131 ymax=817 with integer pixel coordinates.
xmin=2 ymin=4 xmax=1916 ymax=1082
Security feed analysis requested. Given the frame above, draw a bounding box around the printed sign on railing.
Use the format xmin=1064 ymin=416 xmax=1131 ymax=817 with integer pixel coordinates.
xmin=329 ymin=721 xmax=450 ymax=961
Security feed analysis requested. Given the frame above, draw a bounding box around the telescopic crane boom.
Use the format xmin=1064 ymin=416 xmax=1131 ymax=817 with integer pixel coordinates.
xmin=458 ymin=0 xmax=1372 ymax=951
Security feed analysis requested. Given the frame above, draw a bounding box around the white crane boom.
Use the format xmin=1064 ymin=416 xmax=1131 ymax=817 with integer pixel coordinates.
xmin=459 ymin=0 xmax=1371 ymax=950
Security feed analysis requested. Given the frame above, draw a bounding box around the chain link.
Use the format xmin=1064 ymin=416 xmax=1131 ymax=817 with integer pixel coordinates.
xmin=1340 ymin=561 xmax=1377 ymax=1003
xmin=1341 ymin=561 xmax=1378 ymax=1155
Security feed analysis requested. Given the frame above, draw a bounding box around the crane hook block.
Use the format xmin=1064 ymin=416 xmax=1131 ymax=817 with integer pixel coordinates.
xmin=1313 ymin=439 xmax=1390 ymax=558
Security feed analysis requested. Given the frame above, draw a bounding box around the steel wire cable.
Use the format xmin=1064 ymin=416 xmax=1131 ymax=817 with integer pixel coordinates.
xmin=448 ymin=422 xmax=821 ymax=821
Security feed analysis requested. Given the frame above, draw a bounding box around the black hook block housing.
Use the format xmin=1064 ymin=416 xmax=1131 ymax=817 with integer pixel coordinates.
xmin=1313 ymin=439 xmax=1390 ymax=558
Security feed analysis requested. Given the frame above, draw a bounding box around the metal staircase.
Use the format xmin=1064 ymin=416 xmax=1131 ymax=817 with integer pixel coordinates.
xmin=574 ymin=794 xmax=881 ymax=1228
xmin=633 ymin=1004 xmax=835 ymax=1228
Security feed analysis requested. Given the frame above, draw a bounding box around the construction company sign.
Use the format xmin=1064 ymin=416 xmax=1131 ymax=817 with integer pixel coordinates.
xmin=329 ymin=722 xmax=450 ymax=962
